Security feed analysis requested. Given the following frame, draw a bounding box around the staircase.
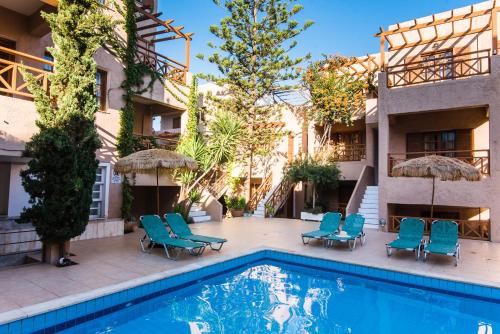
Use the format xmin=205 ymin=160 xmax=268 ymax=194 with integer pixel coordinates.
xmin=254 ymin=177 xmax=295 ymax=218
xmin=188 ymin=204 xmax=212 ymax=223
xmin=358 ymin=186 xmax=379 ymax=229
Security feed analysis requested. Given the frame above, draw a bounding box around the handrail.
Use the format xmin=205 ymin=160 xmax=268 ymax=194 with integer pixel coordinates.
xmin=0 ymin=46 xmax=52 ymax=99
xmin=387 ymin=49 xmax=491 ymax=87
xmin=388 ymin=149 xmax=490 ymax=176
xmin=389 ymin=215 xmax=490 ymax=241
xmin=0 ymin=46 xmax=54 ymax=66
xmin=264 ymin=177 xmax=295 ymax=217
xmin=247 ymin=172 xmax=273 ymax=211
xmin=0 ymin=228 xmax=41 ymax=257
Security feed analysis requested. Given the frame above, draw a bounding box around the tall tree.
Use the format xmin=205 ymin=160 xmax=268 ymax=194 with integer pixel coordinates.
xmin=202 ymin=0 xmax=312 ymax=200
xmin=18 ymin=0 xmax=114 ymax=264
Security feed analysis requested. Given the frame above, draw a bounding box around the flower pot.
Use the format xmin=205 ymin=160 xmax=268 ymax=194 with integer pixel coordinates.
xmin=124 ymin=219 xmax=137 ymax=234
xmin=300 ymin=211 xmax=324 ymax=222
xmin=230 ymin=209 xmax=244 ymax=217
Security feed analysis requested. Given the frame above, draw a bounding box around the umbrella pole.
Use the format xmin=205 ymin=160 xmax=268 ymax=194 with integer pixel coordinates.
xmin=430 ymin=176 xmax=435 ymax=219
xmin=156 ymin=167 xmax=160 ymax=216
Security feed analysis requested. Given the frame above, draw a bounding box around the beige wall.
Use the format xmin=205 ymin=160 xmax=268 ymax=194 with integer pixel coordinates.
xmin=0 ymin=4 xmax=189 ymax=221
xmin=377 ymin=55 xmax=500 ymax=241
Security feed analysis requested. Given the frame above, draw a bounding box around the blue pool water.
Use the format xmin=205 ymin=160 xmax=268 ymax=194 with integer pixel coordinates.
xmin=56 ymin=260 xmax=500 ymax=334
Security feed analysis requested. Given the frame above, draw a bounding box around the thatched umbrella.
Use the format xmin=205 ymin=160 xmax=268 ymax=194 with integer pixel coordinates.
xmin=392 ymin=155 xmax=481 ymax=218
xmin=114 ymin=149 xmax=198 ymax=215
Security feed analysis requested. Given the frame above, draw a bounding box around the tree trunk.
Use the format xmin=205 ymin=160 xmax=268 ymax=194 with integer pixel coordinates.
xmin=43 ymin=240 xmax=70 ymax=265
xmin=312 ymin=183 xmax=316 ymax=208
xmin=246 ymin=152 xmax=253 ymax=201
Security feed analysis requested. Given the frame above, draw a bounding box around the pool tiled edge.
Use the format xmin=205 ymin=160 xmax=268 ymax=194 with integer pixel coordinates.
xmin=2 ymin=249 xmax=500 ymax=333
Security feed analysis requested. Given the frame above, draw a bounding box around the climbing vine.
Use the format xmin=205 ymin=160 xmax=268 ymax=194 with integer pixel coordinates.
xmin=117 ymin=0 xmax=192 ymax=220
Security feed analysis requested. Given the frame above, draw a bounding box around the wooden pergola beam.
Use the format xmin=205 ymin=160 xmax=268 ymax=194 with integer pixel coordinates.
xmin=375 ymin=7 xmax=491 ymax=37
xmin=389 ymin=24 xmax=492 ymax=51
xmin=135 ymin=6 xmax=191 ymax=40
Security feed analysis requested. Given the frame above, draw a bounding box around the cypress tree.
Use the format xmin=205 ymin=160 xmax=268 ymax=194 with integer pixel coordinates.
xmin=18 ymin=0 xmax=115 ymax=262
xmin=202 ymin=0 xmax=313 ymax=200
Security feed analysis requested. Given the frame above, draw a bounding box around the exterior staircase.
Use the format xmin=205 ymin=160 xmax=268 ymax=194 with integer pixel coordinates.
xmin=358 ymin=186 xmax=379 ymax=229
xmin=188 ymin=204 xmax=212 ymax=223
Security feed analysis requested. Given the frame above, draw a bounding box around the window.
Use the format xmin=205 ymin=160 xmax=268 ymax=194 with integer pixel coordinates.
xmin=90 ymin=164 xmax=109 ymax=219
xmin=423 ymin=131 xmax=455 ymax=154
xmin=172 ymin=116 xmax=181 ymax=129
xmin=43 ymin=51 xmax=54 ymax=72
xmin=422 ymin=50 xmax=453 ymax=81
xmin=96 ymin=69 xmax=107 ymax=111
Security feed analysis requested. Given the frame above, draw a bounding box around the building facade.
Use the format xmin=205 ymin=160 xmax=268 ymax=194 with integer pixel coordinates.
xmin=0 ymin=0 xmax=192 ymax=259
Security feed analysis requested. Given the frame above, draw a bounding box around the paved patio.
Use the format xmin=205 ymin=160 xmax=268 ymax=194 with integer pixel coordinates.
xmin=1 ymin=217 xmax=500 ymax=320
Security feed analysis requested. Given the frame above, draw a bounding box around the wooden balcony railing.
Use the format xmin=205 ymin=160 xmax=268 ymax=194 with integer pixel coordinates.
xmin=387 ymin=49 xmax=491 ymax=88
xmin=247 ymin=173 xmax=273 ymax=211
xmin=317 ymin=143 xmax=366 ymax=162
xmin=0 ymin=46 xmax=53 ymax=99
xmin=132 ymin=134 xmax=179 ymax=151
xmin=135 ymin=44 xmax=188 ymax=85
xmin=389 ymin=215 xmax=490 ymax=241
xmin=388 ymin=149 xmax=490 ymax=176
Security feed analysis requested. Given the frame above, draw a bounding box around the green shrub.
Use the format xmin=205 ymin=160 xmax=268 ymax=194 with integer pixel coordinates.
xmin=225 ymin=195 xmax=246 ymax=210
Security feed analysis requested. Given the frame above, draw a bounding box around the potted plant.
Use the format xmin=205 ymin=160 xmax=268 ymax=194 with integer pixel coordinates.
xmin=225 ymin=195 xmax=246 ymax=217
xmin=284 ymin=157 xmax=341 ymax=221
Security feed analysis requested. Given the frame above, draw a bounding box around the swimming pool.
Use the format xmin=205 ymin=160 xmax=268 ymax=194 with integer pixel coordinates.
xmin=3 ymin=250 xmax=500 ymax=333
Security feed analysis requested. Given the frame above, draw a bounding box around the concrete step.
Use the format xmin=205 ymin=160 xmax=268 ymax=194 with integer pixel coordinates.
xmin=366 ymin=186 xmax=378 ymax=190
xmin=189 ymin=205 xmax=203 ymax=212
xmin=361 ymin=198 xmax=378 ymax=204
xmin=190 ymin=215 xmax=211 ymax=223
xmin=359 ymin=212 xmax=379 ymax=219
xmin=254 ymin=209 xmax=265 ymax=216
xmin=364 ymin=219 xmax=379 ymax=229
xmin=253 ymin=214 xmax=265 ymax=218
xmin=189 ymin=210 xmax=207 ymax=217
xmin=360 ymin=203 xmax=378 ymax=209
xmin=359 ymin=208 xmax=378 ymax=215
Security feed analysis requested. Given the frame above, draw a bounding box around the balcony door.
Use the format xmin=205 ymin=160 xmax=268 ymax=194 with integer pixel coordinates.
xmin=406 ymin=129 xmax=472 ymax=158
xmin=0 ymin=38 xmax=16 ymax=96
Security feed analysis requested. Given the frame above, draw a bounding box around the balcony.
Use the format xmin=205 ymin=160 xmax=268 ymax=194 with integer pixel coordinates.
xmin=388 ymin=149 xmax=490 ymax=176
xmin=135 ymin=44 xmax=187 ymax=85
xmin=320 ymin=143 xmax=366 ymax=162
xmin=389 ymin=215 xmax=490 ymax=241
xmin=386 ymin=49 xmax=491 ymax=88
xmin=132 ymin=134 xmax=179 ymax=151
xmin=0 ymin=46 xmax=52 ymax=99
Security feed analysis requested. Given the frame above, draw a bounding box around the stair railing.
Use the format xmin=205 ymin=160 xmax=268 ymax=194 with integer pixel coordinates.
xmin=264 ymin=177 xmax=295 ymax=217
xmin=247 ymin=172 xmax=273 ymax=211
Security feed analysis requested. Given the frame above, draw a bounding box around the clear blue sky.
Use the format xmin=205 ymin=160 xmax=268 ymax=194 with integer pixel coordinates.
xmin=157 ymin=0 xmax=480 ymax=77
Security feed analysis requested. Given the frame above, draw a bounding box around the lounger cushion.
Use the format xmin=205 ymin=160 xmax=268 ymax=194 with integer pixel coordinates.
xmin=387 ymin=238 xmax=420 ymax=250
xmin=165 ymin=213 xmax=226 ymax=245
xmin=183 ymin=234 xmax=226 ymax=244
xmin=424 ymin=242 xmax=457 ymax=255
xmin=302 ymin=230 xmax=332 ymax=239
xmin=327 ymin=234 xmax=356 ymax=242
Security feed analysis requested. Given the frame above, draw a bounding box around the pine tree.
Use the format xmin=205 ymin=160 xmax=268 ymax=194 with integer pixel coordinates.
xmin=202 ymin=0 xmax=312 ymax=200
xmin=18 ymin=0 xmax=115 ymax=263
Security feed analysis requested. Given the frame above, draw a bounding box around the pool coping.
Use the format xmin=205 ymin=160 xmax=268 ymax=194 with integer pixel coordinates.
xmin=1 ymin=246 xmax=500 ymax=332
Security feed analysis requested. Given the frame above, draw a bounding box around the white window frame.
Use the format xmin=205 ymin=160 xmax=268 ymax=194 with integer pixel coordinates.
xmin=90 ymin=162 xmax=111 ymax=220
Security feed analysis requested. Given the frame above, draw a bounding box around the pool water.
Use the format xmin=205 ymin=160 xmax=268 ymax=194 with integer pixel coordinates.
xmin=57 ymin=260 xmax=500 ymax=334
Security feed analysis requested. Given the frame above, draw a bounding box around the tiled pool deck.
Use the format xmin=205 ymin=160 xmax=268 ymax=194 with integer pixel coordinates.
xmin=1 ymin=217 xmax=500 ymax=323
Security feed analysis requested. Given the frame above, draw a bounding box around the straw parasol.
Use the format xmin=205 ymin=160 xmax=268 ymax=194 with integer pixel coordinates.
xmin=392 ymin=155 xmax=481 ymax=218
xmin=114 ymin=149 xmax=198 ymax=215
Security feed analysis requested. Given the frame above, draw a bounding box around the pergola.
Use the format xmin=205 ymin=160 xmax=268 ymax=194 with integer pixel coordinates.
xmin=133 ymin=1 xmax=194 ymax=83
xmin=375 ymin=1 xmax=499 ymax=70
